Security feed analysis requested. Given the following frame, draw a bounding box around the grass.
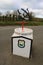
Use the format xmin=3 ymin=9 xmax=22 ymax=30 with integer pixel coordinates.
xmin=0 ymin=21 xmax=43 ymax=26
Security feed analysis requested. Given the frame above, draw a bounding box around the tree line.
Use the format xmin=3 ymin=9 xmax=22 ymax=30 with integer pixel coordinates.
xmin=0 ymin=8 xmax=43 ymax=22
xmin=0 ymin=8 xmax=34 ymax=22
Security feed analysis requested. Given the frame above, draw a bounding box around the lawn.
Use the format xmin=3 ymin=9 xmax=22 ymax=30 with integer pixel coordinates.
xmin=0 ymin=21 xmax=43 ymax=26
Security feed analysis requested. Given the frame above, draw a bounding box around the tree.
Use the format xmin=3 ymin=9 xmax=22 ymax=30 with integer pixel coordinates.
xmin=0 ymin=12 xmax=2 ymax=21
xmin=29 ymin=12 xmax=34 ymax=21
xmin=6 ymin=11 xmax=11 ymax=21
xmin=12 ymin=10 xmax=18 ymax=21
xmin=0 ymin=12 xmax=2 ymax=16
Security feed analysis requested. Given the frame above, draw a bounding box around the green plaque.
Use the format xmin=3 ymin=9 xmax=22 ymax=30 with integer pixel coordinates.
xmin=18 ymin=40 xmax=25 ymax=48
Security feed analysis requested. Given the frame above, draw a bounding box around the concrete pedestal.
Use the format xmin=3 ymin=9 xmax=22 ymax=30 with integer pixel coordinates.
xmin=11 ymin=28 xmax=33 ymax=58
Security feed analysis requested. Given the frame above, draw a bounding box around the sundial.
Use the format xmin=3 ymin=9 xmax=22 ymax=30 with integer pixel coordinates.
xmin=16 ymin=8 xmax=29 ymax=32
xmin=11 ymin=8 xmax=33 ymax=58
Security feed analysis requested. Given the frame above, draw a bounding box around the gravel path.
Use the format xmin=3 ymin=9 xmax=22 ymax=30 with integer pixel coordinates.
xmin=0 ymin=26 xmax=43 ymax=65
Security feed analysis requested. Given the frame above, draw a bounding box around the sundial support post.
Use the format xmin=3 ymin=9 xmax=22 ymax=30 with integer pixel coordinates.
xmin=15 ymin=21 xmax=28 ymax=32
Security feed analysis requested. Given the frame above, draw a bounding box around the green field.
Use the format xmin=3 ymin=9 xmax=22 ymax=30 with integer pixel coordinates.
xmin=0 ymin=21 xmax=43 ymax=26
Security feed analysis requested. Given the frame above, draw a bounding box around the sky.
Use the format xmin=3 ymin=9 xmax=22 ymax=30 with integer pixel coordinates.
xmin=0 ymin=0 xmax=43 ymax=18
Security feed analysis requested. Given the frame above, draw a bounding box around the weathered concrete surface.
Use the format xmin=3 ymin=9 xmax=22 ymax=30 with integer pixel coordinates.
xmin=0 ymin=26 xmax=43 ymax=65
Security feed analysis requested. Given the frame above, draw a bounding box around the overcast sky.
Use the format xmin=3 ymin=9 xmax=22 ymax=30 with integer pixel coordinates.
xmin=0 ymin=0 xmax=43 ymax=18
